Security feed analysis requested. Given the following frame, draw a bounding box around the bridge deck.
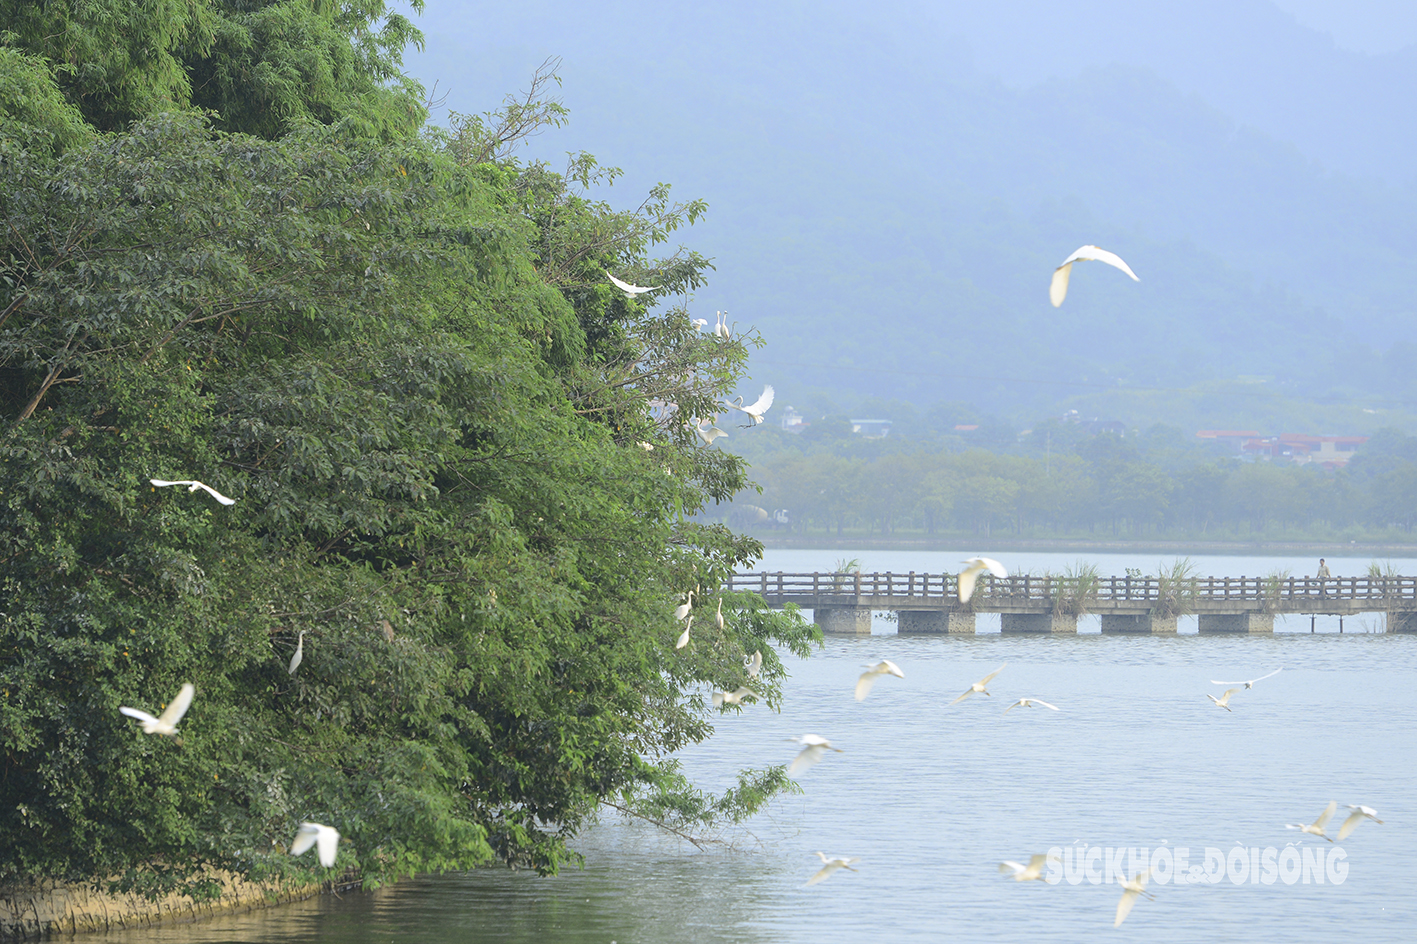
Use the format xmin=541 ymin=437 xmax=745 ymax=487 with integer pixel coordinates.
xmin=729 ymin=572 xmax=1417 ymax=616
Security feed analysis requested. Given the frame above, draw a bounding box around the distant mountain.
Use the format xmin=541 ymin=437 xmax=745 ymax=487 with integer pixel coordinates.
xmin=401 ymin=0 xmax=1417 ymax=421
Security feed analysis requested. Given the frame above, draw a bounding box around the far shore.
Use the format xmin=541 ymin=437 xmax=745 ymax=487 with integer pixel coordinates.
xmin=750 ymin=534 xmax=1417 ymax=557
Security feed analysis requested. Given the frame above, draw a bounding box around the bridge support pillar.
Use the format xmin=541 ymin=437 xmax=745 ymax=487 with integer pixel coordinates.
xmin=1388 ymin=611 xmax=1417 ymax=633
xmin=1198 ymin=613 xmax=1273 ymax=634
xmin=1001 ymin=612 xmax=1077 ymax=634
xmin=898 ymin=610 xmax=975 ymax=634
xmin=1101 ymin=614 xmax=1178 ymax=634
xmin=813 ymin=607 xmax=873 ymax=635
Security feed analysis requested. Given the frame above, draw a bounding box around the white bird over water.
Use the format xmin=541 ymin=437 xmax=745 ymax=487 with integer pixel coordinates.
xmin=606 ymin=271 xmax=659 ymax=297
xmin=712 ymin=686 xmax=757 ymax=708
xmin=1206 ymin=688 xmax=1242 ymax=712
xmin=951 ymin=664 xmax=1007 ymax=705
xmin=957 ymin=557 xmax=1007 ymax=603
xmin=150 ymin=478 xmax=235 ymax=505
xmin=1336 ymin=805 xmax=1384 ymax=841
xmin=1286 ymin=801 xmax=1338 ymax=842
xmin=999 ymin=854 xmax=1049 ymax=881
xmin=1004 ymin=698 xmax=1059 ymax=713
xmin=1210 ymin=668 xmax=1282 ymax=689
xmin=288 ymin=630 xmax=305 ymax=675
xmin=788 ymin=734 xmax=842 ymax=775
xmin=1115 ymin=868 xmax=1154 ymax=927
xmin=726 ymin=385 xmax=774 ymax=425
xmin=676 ymin=616 xmax=693 ymax=650
xmin=746 ymin=650 xmax=763 ymax=679
xmin=1049 ymin=245 xmax=1140 ymax=308
xmin=290 ymin=822 xmax=341 ymax=867
xmin=806 ymin=852 xmax=860 ymax=886
xmin=119 ymin=682 xmax=195 ymax=737
xmin=855 ymin=659 xmax=904 ymax=701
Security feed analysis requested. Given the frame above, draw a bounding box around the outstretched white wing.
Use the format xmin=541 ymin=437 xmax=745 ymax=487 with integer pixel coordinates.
xmin=119 ymin=707 xmax=161 ymax=729
xmin=157 ymin=683 xmax=195 ymax=728
xmin=150 ymin=478 xmax=235 ymax=505
xmin=315 ymin=825 xmax=340 ymax=867
xmin=1050 ymin=245 xmax=1139 ymax=308
xmin=606 ymin=272 xmax=658 ymax=296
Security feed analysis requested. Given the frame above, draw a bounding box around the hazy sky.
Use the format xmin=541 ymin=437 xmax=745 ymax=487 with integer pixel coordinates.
xmin=1270 ymin=0 xmax=1417 ymax=53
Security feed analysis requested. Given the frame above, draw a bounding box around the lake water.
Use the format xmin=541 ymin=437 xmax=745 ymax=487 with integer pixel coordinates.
xmin=101 ymin=551 xmax=1416 ymax=943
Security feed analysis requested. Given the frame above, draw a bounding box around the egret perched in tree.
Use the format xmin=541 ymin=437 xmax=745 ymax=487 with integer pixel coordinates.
xmin=119 ymin=683 xmax=195 ymax=737
xmin=952 ymin=664 xmax=1006 ymax=705
xmin=290 ymin=822 xmax=341 ymax=867
xmin=676 ymin=616 xmax=693 ymax=650
xmin=746 ymin=650 xmax=763 ymax=679
xmin=712 ymin=686 xmax=757 ymax=708
xmin=806 ymin=852 xmax=859 ymax=886
xmin=692 ymin=318 xmax=708 ymax=330
xmin=694 ymin=419 xmax=728 ymax=446
xmin=1049 ymin=245 xmax=1139 ymax=308
xmin=714 ymin=310 xmax=731 ymax=340
xmin=788 ymin=734 xmax=842 ymax=775
xmin=714 ymin=597 xmax=724 ymax=633
xmin=999 ymin=854 xmax=1049 ymax=881
xmin=288 ymin=631 xmax=305 ymax=675
xmin=1206 ymin=688 xmax=1242 ymax=712
xmin=1336 ymin=805 xmax=1383 ymax=841
xmin=1004 ymin=698 xmax=1059 ymax=713
xmin=855 ymin=659 xmax=904 ymax=701
xmin=673 ymin=591 xmax=693 ymax=622
xmin=725 ymin=386 xmax=774 ymax=425
xmin=957 ymin=557 xmax=1007 ymax=603
xmin=149 ymin=478 xmax=235 ymax=505
xmin=1286 ymin=801 xmax=1338 ymax=841
xmin=606 ymin=271 xmax=659 ymax=296
xmin=1115 ymin=868 xmax=1154 ymax=927
xmin=1210 ymin=668 xmax=1282 ymax=689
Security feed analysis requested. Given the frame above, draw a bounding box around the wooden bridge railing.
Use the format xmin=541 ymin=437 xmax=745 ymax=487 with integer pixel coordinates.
xmin=726 ymin=572 xmax=1417 ymax=604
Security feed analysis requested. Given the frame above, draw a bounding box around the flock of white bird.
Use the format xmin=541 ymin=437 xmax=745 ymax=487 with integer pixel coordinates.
xmin=120 ymin=479 xmax=341 ymax=868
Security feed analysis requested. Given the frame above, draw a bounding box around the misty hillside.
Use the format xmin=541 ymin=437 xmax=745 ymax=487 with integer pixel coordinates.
xmin=402 ymin=0 xmax=1417 ymax=423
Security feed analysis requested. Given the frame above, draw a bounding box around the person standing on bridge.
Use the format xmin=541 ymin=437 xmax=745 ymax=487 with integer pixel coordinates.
xmin=1317 ymin=558 xmax=1331 ymax=595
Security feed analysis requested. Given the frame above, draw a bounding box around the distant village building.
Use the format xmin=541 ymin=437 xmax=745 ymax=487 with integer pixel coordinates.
xmin=849 ymin=418 xmax=892 ymax=438
xmin=780 ymin=406 xmax=809 ymax=434
xmin=1197 ymin=430 xmax=1367 ymax=468
xmin=1196 ymin=430 xmax=1263 ymax=453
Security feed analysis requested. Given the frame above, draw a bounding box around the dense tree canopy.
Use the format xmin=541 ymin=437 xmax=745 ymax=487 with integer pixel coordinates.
xmin=0 ymin=6 xmax=813 ymax=894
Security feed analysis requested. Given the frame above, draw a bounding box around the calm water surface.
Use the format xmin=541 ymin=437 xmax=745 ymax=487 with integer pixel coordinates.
xmin=105 ymin=552 xmax=1417 ymax=943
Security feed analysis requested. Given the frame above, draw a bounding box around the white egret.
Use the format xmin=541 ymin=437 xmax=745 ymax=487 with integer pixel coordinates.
xmin=288 ymin=630 xmax=305 ymax=675
xmin=1004 ymin=698 xmax=1059 ymax=713
xmin=694 ymin=419 xmax=728 ymax=446
xmin=788 ymin=734 xmax=842 ymax=775
xmin=1336 ymin=805 xmax=1384 ymax=841
xmin=957 ymin=557 xmax=1007 ymax=603
xmin=714 ymin=310 xmax=731 ymax=340
xmin=119 ymin=682 xmax=195 ymax=737
xmin=290 ymin=822 xmax=341 ymax=867
xmin=855 ymin=659 xmax=904 ymax=701
xmin=1286 ymin=801 xmax=1338 ymax=842
xmin=806 ymin=852 xmax=859 ymax=886
xmin=638 ymin=441 xmax=655 ymax=451
xmin=673 ymin=591 xmax=693 ymax=622
xmin=1049 ymin=245 xmax=1140 ymax=308
xmin=725 ymin=386 xmax=774 ymax=425
xmin=676 ymin=616 xmax=693 ymax=650
xmin=1206 ymin=687 xmax=1242 ymax=712
xmin=1210 ymin=668 xmax=1282 ymax=689
xmin=714 ymin=597 xmax=724 ymax=633
xmin=1115 ymin=868 xmax=1154 ymax=927
xmin=711 ymin=686 xmax=757 ymax=708
xmin=606 ymin=271 xmax=658 ymax=297
xmin=691 ymin=318 xmax=708 ymax=330
xmin=951 ymin=664 xmax=1007 ymax=705
xmin=149 ymin=478 xmax=235 ymax=505
xmin=999 ymin=854 xmax=1049 ymax=881
xmin=746 ymin=650 xmax=762 ymax=679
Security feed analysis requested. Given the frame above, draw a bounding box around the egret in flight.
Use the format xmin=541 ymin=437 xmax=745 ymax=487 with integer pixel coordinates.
xmin=606 ymin=271 xmax=659 ymax=297
xmin=788 ymin=734 xmax=842 ymax=775
xmin=1286 ymin=801 xmax=1338 ymax=842
xmin=119 ymin=683 xmax=195 ymax=737
xmin=290 ymin=822 xmax=341 ymax=867
xmin=150 ymin=479 xmax=235 ymax=505
xmin=725 ymin=386 xmax=774 ymax=425
xmin=1115 ymin=868 xmax=1154 ymax=927
xmin=1210 ymin=668 xmax=1282 ymax=689
xmin=806 ymin=852 xmax=860 ymax=885
xmin=287 ymin=630 xmax=305 ymax=675
xmin=712 ymin=686 xmax=757 ymax=708
xmin=1336 ymin=805 xmax=1384 ymax=841
xmin=957 ymin=557 xmax=1006 ymax=603
xmin=855 ymin=659 xmax=904 ymax=701
xmin=952 ymin=664 xmax=1007 ymax=705
xmin=1049 ymin=245 xmax=1139 ymax=308
xmin=1206 ymin=688 xmax=1242 ymax=712
xmin=1004 ymin=698 xmax=1059 ymax=713
xmin=999 ymin=854 xmax=1049 ymax=881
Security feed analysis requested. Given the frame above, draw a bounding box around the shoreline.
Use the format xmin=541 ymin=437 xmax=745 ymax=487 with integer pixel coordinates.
xmin=753 ymin=535 xmax=1417 ymax=556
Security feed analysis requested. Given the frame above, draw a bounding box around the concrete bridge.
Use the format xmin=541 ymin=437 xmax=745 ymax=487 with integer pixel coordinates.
xmin=726 ymin=571 xmax=1417 ymax=634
